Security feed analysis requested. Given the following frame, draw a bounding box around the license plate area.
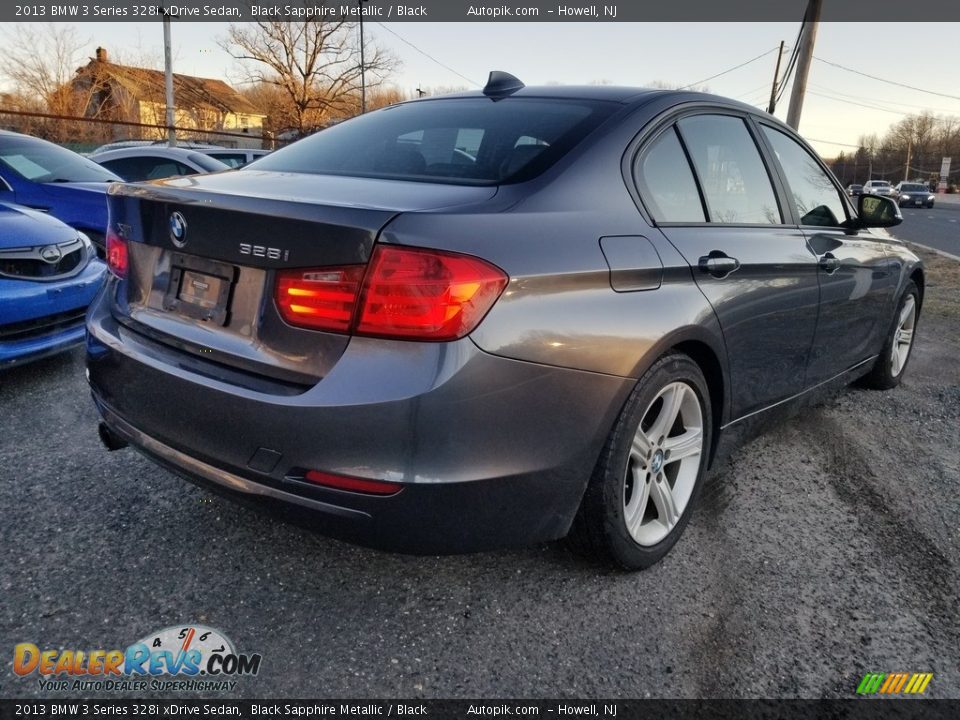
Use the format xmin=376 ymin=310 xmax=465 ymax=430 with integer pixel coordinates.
xmin=162 ymin=253 xmax=236 ymax=326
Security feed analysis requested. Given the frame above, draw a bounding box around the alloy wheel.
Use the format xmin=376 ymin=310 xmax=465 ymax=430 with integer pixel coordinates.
xmin=891 ymin=294 xmax=917 ymax=377
xmin=623 ymin=381 xmax=704 ymax=546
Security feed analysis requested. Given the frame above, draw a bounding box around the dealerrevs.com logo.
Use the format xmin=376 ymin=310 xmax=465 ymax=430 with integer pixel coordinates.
xmin=13 ymin=625 xmax=262 ymax=692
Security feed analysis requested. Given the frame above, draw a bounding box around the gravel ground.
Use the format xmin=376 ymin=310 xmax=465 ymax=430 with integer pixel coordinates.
xmin=0 ymin=248 xmax=957 ymax=700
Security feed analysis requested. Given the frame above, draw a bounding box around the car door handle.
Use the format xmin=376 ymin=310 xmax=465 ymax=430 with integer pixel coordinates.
xmin=698 ymin=252 xmax=740 ymax=278
xmin=819 ymin=253 xmax=841 ymax=274
xmin=23 ymin=204 xmax=50 ymax=213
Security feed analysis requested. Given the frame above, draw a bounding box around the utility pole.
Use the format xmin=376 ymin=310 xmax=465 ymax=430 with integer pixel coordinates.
xmin=904 ymin=140 xmax=912 ymax=181
xmin=358 ymin=0 xmax=369 ymax=113
xmin=786 ymin=0 xmax=823 ymax=131
xmin=162 ymin=8 xmax=176 ymax=147
xmin=767 ymin=40 xmax=785 ymax=115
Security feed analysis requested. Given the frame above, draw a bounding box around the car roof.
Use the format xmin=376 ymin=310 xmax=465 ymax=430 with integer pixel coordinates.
xmin=421 ymin=85 xmax=668 ymax=104
xmin=93 ymin=146 xmax=211 ymax=160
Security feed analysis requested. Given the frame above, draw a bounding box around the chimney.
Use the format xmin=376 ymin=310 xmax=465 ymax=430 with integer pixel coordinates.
xmin=95 ymin=47 xmax=107 ymax=63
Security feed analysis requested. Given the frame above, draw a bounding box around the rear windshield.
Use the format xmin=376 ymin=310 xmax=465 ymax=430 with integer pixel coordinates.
xmin=249 ymin=97 xmax=618 ymax=185
xmin=187 ymin=153 xmax=230 ymax=172
xmin=901 ymin=184 xmax=928 ymax=192
xmin=0 ymin=136 xmax=120 ymax=183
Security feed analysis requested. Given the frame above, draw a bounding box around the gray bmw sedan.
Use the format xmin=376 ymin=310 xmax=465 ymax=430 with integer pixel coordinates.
xmin=87 ymin=73 xmax=922 ymax=569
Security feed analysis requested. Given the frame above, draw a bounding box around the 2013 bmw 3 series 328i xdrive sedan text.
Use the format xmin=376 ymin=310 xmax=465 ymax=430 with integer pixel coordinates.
xmin=87 ymin=73 xmax=922 ymax=569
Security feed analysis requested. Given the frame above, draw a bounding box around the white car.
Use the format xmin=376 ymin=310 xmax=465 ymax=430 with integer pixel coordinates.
xmin=92 ymin=147 xmax=229 ymax=182
xmin=197 ymin=148 xmax=271 ymax=168
xmin=862 ymin=180 xmax=896 ymax=197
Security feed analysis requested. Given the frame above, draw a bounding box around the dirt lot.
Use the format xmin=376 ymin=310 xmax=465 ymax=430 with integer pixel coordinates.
xmin=0 ymin=246 xmax=957 ymax=699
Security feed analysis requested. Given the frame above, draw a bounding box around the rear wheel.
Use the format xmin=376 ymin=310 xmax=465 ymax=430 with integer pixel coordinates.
xmin=570 ymin=353 xmax=712 ymax=570
xmin=862 ymin=280 xmax=920 ymax=390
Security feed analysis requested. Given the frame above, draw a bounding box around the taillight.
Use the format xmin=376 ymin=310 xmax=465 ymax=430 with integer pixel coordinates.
xmin=105 ymin=229 xmax=127 ymax=279
xmin=303 ymin=469 xmax=402 ymax=496
xmin=356 ymin=246 xmax=508 ymax=340
xmin=275 ymin=266 xmax=365 ymax=332
xmin=274 ymin=246 xmax=508 ymax=341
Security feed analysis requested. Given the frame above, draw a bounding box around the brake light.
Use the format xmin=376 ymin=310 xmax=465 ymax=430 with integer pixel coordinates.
xmin=275 ymin=266 xmax=365 ymax=332
xmin=274 ymin=246 xmax=508 ymax=341
xmin=105 ymin=229 xmax=127 ymax=279
xmin=303 ymin=470 xmax=402 ymax=496
xmin=356 ymin=246 xmax=508 ymax=340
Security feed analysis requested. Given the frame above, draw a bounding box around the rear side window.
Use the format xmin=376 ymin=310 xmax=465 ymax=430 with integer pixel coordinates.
xmin=249 ymin=98 xmax=618 ymax=185
xmin=677 ymin=115 xmax=782 ymax=224
xmin=761 ymin=126 xmax=847 ymax=227
xmin=635 ymin=127 xmax=705 ymax=222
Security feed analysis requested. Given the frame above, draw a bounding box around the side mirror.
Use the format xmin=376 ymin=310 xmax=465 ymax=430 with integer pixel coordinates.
xmin=851 ymin=193 xmax=902 ymax=229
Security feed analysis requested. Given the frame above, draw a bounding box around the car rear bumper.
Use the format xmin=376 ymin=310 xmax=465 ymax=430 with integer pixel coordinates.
xmin=86 ymin=293 xmax=632 ymax=553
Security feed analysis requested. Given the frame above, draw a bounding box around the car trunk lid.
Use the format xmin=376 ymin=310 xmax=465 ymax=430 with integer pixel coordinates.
xmin=106 ymin=172 xmax=497 ymax=389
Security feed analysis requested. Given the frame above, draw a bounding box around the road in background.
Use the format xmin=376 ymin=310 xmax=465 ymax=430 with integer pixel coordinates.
xmin=892 ymin=196 xmax=960 ymax=258
xmin=0 ymin=252 xmax=957 ymax=700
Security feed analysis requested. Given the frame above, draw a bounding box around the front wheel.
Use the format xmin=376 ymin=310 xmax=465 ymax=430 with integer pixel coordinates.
xmin=570 ymin=353 xmax=712 ymax=570
xmin=861 ymin=280 xmax=920 ymax=390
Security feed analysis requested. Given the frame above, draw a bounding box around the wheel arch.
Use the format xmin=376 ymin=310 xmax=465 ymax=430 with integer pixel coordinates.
xmin=909 ymin=266 xmax=925 ymax=311
xmin=629 ymin=327 xmax=729 ymax=469
xmin=671 ymin=338 xmax=726 ymax=468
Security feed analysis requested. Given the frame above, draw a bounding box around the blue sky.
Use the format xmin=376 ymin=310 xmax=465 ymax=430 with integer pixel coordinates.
xmin=16 ymin=22 xmax=960 ymax=156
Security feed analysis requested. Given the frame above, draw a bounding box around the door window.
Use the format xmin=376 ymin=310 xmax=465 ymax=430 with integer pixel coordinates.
xmin=634 ymin=127 xmax=705 ymax=223
xmin=677 ymin=115 xmax=782 ymax=225
xmin=761 ymin=125 xmax=848 ymax=227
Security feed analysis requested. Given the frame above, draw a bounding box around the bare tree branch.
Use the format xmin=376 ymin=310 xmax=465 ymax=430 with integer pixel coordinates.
xmin=220 ymin=10 xmax=398 ymax=134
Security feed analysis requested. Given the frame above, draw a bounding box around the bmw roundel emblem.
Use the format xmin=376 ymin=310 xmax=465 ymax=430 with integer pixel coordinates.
xmin=169 ymin=211 xmax=188 ymax=247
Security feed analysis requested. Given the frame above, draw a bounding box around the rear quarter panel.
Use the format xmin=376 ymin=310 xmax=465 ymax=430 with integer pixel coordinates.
xmin=378 ymin=100 xmax=729 ymax=414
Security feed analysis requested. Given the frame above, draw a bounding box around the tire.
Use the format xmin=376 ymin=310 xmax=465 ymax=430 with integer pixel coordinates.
xmin=861 ymin=280 xmax=920 ymax=390
xmin=569 ymin=352 xmax=712 ymax=570
xmin=927 ymin=202 xmax=935 ymax=209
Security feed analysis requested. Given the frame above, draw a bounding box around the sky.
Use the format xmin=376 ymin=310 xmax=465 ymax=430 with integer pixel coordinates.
xmin=8 ymin=21 xmax=960 ymax=158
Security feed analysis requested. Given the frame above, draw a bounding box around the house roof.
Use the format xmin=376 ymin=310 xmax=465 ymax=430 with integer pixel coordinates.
xmin=77 ymin=58 xmax=263 ymax=117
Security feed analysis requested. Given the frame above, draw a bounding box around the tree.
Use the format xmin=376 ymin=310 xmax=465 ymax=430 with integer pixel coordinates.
xmin=220 ymin=11 xmax=398 ymax=134
xmin=0 ymin=23 xmax=91 ymax=118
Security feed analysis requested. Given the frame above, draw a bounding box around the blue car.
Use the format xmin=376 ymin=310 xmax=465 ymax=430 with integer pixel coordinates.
xmin=0 ymin=130 xmax=120 ymax=254
xmin=1 ymin=202 xmax=106 ymax=368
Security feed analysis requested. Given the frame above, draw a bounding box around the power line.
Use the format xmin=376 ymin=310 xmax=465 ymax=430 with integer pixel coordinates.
xmin=372 ymin=23 xmax=481 ymax=89
xmin=775 ymin=23 xmax=804 ymax=103
xmin=809 ymin=82 xmax=960 ymax=114
xmin=804 ymin=137 xmax=860 ymax=148
xmin=813 ymin=56 xmax=960 ymax=102
xmin=677 ymin=47 xmax=780 ymax=91
xmin=734 ymin=82 xmax=776 ymax=101
xmin=807 ymin=89 xmax=910 ymax=116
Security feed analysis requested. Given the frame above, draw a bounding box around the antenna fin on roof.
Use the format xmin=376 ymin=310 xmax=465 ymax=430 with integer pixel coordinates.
xmin=483 ymin=71 xmax=525 ymax=97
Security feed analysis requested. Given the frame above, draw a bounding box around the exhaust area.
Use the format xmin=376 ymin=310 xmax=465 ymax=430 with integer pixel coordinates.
xmin=97 ymin=422 xmax=128 ymax=451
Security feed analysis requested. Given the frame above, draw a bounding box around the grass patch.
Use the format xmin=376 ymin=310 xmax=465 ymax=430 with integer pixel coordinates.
xmin=906 ymin=245 xmax=960 ymax=322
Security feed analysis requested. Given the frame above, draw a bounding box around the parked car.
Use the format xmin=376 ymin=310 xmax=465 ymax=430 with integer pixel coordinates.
xmin=92 ymin=147 xmax=230 ymax=182
xmin=862 ymin=179 xmax=895 ymax=197
xmin=87 ymin=74 xmax=922 ymax=569
xmin=846 ymin=183 xmax=863 ymax=197
xmin=1 ymin=203 xmax=106 ymax=368
xmin=0 ymin=130 xmax=120 ymax=255
xmin=90 ymin=142 xmax=269 ymax=170
xmin=196 ymin=148 xmax=271 ymax=168
xmin=895 ymin=182 xmax=935 ymax=208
